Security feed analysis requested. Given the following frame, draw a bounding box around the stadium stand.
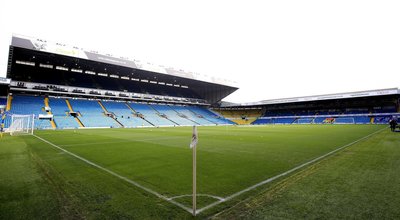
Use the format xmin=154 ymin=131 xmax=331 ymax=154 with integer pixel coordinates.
xmin=68 ymin=99 xmax=121 ymax=128
xmin=217 ymin=109 xmax=263 ymax=125
xmin=274 ymin=118 xmax=297 ymax=124
xmin=169 ymin=105 xmax=215 ymax=125
xmin=5 ymin=95 xmax=52 ymax=129
xmin=101 ymin=101 xmax=152 ymax=127
xmin=48 ymin=97 xmax=80 ymax=128
xmin=294 ymin=117 xmax=314 ymax=124
xmin=251 ymin=102 xmax=399 ymax=125
xmin=128 ymin=103 xmax=177 ymax=126
xmin=333 ymin=118 xmax=355 ymax=124
xmin=2 ymin=94 xmax=236 ymax=129
xmin=189 ymin=107 xmax=235 ymax=125
xmin=151 ymin=104 xmax=196 ymax=126
xmin=353 ymin=116 xmax=371 ymax=124
xmin=3 ymin=35 xmax=399 ymax=130
xmin=313 ymin=117 xmax=327 ymax=124
xmin=374 ymin=116 xmax=392 ymax=124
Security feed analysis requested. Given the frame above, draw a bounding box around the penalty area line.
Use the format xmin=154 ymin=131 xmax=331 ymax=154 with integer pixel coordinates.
xmin=195 ymin=126 xmax=388 ymax=215
xmin=32 ymin=134 xmax=193 ymax=214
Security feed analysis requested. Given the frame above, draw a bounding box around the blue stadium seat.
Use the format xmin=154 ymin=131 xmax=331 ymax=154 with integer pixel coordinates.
xmin=6 ymin=95 xmax=52 ymax=129
xmin=128 ymin=103 xmax=176 ymax=126
xmin=151 ymin=105 xmax=197 ymax=126
xmin=101 ymin=101 xmax=152 ymax=127
xmin=188 ymin=106 xmax=234 ymax=125
xmin=68 ymin=99 xmax=121 ymax=128
xmin=48 ymin=98 xmax=79 ymax=128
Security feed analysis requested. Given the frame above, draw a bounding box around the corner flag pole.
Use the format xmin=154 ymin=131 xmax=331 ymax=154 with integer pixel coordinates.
xmin=192 ymin=137 xmax=196 ymax=216
xmin=190 ymin=125 xmax=198 ymax=216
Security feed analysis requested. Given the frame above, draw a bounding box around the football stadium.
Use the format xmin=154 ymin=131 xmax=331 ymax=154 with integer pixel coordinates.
xmin=1 ymin=34 xmax=400 ymax=220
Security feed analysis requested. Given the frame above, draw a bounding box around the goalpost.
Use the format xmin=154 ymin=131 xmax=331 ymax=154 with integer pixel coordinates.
xmin=296 ymin=118 xmax=313 ymax=124
xmin=8 ymin=114 xmax=35 ymax=136
xmin=333 ymin=117 xmax=355 ymax=124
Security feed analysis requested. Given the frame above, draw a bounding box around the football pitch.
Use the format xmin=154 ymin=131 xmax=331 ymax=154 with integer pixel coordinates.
xmin=1 ymin=124 xmax=400 ymax=219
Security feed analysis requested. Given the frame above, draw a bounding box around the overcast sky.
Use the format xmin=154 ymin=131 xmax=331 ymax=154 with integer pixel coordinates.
xmin=0 ymin=0 xmax=399 ymax=103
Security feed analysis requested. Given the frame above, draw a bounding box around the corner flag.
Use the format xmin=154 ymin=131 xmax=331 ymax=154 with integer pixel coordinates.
xmin=190 ymin=125 xmax=198 ymax=148
xmin=190 ymin=125 xmax=198 ymax=216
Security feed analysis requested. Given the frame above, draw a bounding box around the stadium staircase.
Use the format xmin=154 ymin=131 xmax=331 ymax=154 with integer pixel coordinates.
xmin=2 ymin=95 xmax=12 ymax=123
xmin=0 ymin=96 xmax=10 ymax=129
xmin=44 ymin=97 xmax=57 ymax=129
xmin=65 ymin=99 xmax=85 ymax=127
xmin=124 ymin=103 xmax=155 ymax=127
xmin=97 ymin=101 xmax=124 ymax=127
xmin=48 ymin=98 xmax=81 ymax=129
xmin=68 ymin=99 xmax=121 ymax=128
xmin=6 ymin=95 xmax=12 ymax=111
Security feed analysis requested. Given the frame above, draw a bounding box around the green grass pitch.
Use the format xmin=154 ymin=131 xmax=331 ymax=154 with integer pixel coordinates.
xmin=1 ymin=124 xmax=399 ymax=219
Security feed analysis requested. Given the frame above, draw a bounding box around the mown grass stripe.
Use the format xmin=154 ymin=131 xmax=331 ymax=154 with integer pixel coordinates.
xmin=195 ymin=126 xmax=387 ymax=214
xmin=32 ymin=134 xmax=193 ymax=214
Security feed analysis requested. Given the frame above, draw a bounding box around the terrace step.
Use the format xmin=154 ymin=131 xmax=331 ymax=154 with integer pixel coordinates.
xmin=65 ymin=99 xmax=84 ymax=127
xmin=168 ymin=105 xmax=200 ymax=125
xmin=97 ymin=101 xmax=124 ymax=127
xmin=44 ymin=97 xmax=57 ymax=129
xmin=148 ymin=104 xmax=179 ymax=126
xmin=125 ymin=103 xmax=155 ymax=127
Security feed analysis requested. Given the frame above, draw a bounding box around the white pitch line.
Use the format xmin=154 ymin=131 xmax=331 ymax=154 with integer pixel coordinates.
xmin=195 ymin=126 xmax=387 ymax=215
xmin=32 ymin=134 xmax=193 ymax=214
xmin=168 ymin=194 xmax=225 ymax=202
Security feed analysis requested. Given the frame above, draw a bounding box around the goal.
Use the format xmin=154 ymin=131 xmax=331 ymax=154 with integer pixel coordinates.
xmin=296 ymin=118 xmax=313 ymax=124
xmin=8 ymin=114 xmax=35 ymax=135
xmin=333 ymin=117 xmax=355 ymax=124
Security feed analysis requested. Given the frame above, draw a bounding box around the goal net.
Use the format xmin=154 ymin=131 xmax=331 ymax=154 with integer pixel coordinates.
xmin=8 ymin=114 xmax=35 ymax=135
xmin=333 ymin=117 xmax=355 ymax=124
xmin=296 ymin=118 xmax=313 ymax=124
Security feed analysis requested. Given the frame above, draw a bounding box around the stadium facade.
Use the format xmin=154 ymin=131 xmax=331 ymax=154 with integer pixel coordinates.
xmin=1 ymin=34 xmax=399 ymax=130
